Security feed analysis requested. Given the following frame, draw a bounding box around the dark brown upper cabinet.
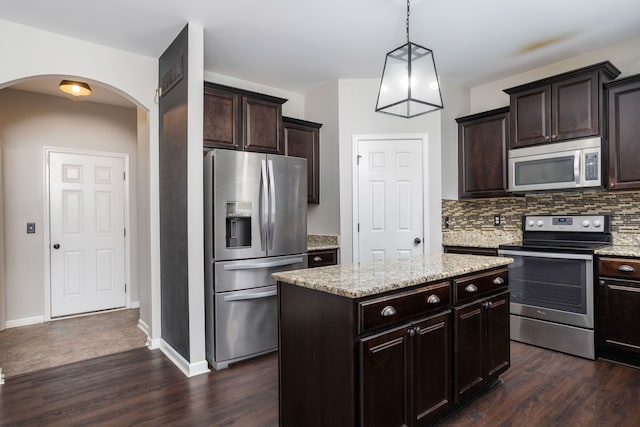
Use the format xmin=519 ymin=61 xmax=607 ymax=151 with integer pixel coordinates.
xmin=203 ymin=82 xmax=287 ymax=154
xmin=605 ymin=74 xmax=640 ymax=191
xmin=283 ymin=117 xmax=322 ymax=204
xmin=504 ymin=61 xmax=620 ymax=149
xmin=456 ymin=107 xmax=510 ymax=199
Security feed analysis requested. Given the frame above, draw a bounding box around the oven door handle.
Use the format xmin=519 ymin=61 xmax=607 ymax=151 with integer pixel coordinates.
xmin=498 ymin=249 xmax=593 ymax=261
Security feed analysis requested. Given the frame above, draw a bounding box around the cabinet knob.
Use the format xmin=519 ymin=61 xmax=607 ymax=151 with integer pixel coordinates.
xmin=545 ymin=136 xmax=550 ymax=140
xmin=465 ymin=284 xmax=478 ymax=293
xmin=415 ymin=326 xmax=421 ymax=334
xmin=313 ymin=256 xmax=322 ymax=262
xmin=408 ymin=328 xmax=415 ymax=336
xmin=381 ymin=306 xmax=397 ymax=317
xmin=617 ymin=265 xmax=635 ymax=273
xmin=599 ymin=279 xmax=605 ymax=286
xmin=493 ymin=277 xmax=505 ymax=285
xmin=552 ymin=134 xmax=557 ymax=139
xmin=427 ymin=294 xmax=441 ymax=304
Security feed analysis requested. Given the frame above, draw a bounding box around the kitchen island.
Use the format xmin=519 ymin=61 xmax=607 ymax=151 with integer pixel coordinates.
xmin=273 ymin=253 xmax=514 ymax=427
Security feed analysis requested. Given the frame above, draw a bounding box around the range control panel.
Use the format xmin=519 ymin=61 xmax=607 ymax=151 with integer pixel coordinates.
xmin=524 ymin=215 xmax=607 ymax=232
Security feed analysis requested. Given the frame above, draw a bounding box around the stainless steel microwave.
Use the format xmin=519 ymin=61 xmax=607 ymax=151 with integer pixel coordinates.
xmin=508 ymin=137 xmax=601 ymax=193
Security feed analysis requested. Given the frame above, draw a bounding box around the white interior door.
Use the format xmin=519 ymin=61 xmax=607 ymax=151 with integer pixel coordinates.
xmin=49 ymin=152 xmax=126 ymax=317
xmin=356 ymin=137 xmax=424 ymax=262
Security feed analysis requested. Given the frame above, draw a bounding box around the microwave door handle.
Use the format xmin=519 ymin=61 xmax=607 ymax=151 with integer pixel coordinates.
xmin=261 ymin=160 xmax=268 ymax=250
xmin=268 ymin=159 xmax=276 ymax=250
xmin=574 ymin=151 xmax=581 ymax=185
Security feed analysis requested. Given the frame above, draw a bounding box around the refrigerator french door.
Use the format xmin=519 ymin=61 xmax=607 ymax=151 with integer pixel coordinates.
xmin=204 ymin=150 xmax=307 ymax=369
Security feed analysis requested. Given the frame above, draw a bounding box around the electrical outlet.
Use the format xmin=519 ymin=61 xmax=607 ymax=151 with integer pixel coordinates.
xmin=444 ymin=216 xmax=450 ymax=228
xmin=493 ymin=215 xmax=501 ymax=226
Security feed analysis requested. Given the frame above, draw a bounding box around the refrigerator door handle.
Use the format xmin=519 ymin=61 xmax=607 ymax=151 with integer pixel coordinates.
xmin=223 ymin=288 xmax=277 ymax=302
xmin=222 ymin=257 xmax=305 ymax=271
xmin=260 ymin=159 xmax=268 ymax=250
xmin=268 ymin=159 xmax=276 ymax=250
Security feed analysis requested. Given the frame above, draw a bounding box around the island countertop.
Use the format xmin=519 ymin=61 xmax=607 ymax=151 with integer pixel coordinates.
xmin=272 ymin=253 xmax=513 ymax=298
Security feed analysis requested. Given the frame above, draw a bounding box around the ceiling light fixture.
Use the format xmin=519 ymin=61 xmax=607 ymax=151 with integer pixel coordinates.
xmin=375 ymin=0 xmax=443 ymax=118
xmin=58 ymin=80 xmax=92 ymax=98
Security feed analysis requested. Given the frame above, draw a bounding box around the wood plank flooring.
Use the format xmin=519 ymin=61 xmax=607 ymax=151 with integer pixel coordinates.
xmin=1 ymin=341 xmax=639 ymax=426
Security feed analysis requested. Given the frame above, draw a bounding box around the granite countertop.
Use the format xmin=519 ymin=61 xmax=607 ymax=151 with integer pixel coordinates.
xmin=307 ymin=234 xmax=340 ymax=251
xmin=273 ymin=253 xmax=513 ymax=299
xmin=595 ymin=245 xmax=640 ymax=257
xmin=442 ymin=230 xmax=522 ymax=249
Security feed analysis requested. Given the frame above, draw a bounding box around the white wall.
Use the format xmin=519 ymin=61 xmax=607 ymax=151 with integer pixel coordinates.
xmin=0 ymin=149 xmax=4 ymax=331
xmin=0 ymin=18 xmax=159 ymax=337
xmin=439 ymin=78 xmax=471 ymax=201
xmin=305 ymin=81 xmax=341 ymax=235
xmin=203 ymin=71 xmax=305 ymax=118
xmin=0 ymin=89 xmax=138 ymax=324
xmin=470 ymin=37 xmax=640 ymax=113
xmin=337 ymin=79 xmax=443 ymax=263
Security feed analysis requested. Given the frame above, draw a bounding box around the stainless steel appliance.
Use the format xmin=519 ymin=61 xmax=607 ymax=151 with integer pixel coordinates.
xmin=498 ymin=215 xmax=611 ymax=359
xmin=204 ymin=149 xmax=308 ymax=370
xmin=508 ymin=137 xmax=601 ymax=193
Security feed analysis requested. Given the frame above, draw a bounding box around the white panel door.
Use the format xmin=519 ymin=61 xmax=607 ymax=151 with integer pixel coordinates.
xmin=357 ymin=138 xmax=424 ymax=262
xmin=49 ymin=152 xmax=126 ymax=317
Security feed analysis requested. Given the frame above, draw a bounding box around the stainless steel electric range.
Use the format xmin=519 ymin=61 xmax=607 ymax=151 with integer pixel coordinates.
xmin=498 ymin=215 xmax=612 ymax=359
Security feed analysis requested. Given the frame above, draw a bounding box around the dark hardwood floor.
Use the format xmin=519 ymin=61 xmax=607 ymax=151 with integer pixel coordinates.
xmin=1 ymin=341 xmax=639 ymax=426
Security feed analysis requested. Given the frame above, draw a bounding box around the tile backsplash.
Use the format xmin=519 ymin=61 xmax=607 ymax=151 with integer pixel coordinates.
xmin=442 ymin=190 xmax=640 ymax=234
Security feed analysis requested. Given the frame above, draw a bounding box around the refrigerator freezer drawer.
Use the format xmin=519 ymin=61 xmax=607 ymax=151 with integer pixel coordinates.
xmin=214 ymin=254 xmax=307 ymax=293
xmin=214 ymin=285 xmax=278 ymax=363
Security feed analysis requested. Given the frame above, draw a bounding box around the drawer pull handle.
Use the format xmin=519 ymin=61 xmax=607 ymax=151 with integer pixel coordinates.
xmin=465 ymin=284 xmax=478 ymax=293
xmin=313 ymin=256 xmax=322 ymax=262
xmin=493 ymin=277 xmax=505 ymax=285
xmin=381 ymin=306 xmax=397 ymax=317
xmin=618 ymin=265 xmax=635 ymax=273
xmin=427 ymin=294 xmax=441 ymax=304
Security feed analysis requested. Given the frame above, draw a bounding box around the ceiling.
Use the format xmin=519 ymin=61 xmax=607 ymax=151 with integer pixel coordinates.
xmin=2 ymin=0 xmax=640 ymax=105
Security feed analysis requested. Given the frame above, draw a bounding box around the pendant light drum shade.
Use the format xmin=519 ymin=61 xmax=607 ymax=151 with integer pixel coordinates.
xmin=375 ymin=41 xmax=443 ymax=118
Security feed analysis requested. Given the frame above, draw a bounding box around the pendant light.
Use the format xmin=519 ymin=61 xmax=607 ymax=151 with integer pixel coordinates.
xmin=58 ymin=80 xmax=92 ymax=98
xmin=375 ymin=0 xmax=443 ymax=118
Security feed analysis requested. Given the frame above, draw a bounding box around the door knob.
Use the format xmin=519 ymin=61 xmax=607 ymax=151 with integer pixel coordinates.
xmin=414 ymin=237 xmax=422 ymax=244
xmin=53 ymin=243 xmax=60 ymax=250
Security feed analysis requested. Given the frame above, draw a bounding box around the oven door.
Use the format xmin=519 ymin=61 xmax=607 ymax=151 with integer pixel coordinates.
xmin=498 ymin=249 xmax=594 ymax=328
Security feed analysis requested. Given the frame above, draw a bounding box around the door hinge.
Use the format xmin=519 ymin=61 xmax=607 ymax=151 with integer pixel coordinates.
xmin=125 ymin=283 xmax=127 ymax=293
xmin=123 ymin=171 xmax=126 ymax=180
xmin=357 ymin=155 xmax=362 ymax=165
xmin=124 ymin=228 xmax=127 ymax=237
xmin=357 ymin=223 xmax=360 ymax=232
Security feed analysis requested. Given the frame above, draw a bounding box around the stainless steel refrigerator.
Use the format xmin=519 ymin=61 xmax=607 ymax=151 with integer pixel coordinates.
xmin=204 ymin=149 xmax=307 ymax=370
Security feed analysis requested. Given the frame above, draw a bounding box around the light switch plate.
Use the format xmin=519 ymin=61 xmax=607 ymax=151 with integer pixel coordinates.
xmin=27 ymin=222 xmax=36 ymax=234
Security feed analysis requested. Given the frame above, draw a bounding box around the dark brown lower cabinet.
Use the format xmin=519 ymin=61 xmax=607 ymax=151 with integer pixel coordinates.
xmin=598 ymin=278 xmax=640 ymax=354
xmin=597 ymin=257 xmax=640 ymax=365
xmin=454 ymin=291 xmax=510 ymax=403
xmin=360 ymin=312 xmax=452 ymax=427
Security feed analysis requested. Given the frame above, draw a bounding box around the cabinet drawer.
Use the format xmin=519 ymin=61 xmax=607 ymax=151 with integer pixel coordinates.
xmin=454 ymin=268 xmax=508 ymax=304
xmin=599 ymin=257 xmax=640 ymax=280
xmin=358 ymin=281 xmax=450 ymax=334
xmin=308 ymin=249 xmax=337 ymax=268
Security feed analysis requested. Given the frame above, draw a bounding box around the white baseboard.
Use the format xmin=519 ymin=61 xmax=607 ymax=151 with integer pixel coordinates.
xmin=137 ymin=318 xmax=151 ymax=336
xmin=159 ymin=339 xmax=210 ymax=377
xmin=147 ymin=337 xmax=162 ymax=349
xmin=130 ymin=301 xmax=140 ymax=309
xmin=5 ymin=316 xmax=45 ymax=328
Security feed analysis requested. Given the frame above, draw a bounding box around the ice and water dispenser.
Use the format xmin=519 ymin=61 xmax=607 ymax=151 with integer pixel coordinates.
xmin=225 ymin=201 xmax=251 ymax=248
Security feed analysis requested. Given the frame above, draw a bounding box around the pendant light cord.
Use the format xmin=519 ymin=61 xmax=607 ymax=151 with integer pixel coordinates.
xmin=406 ymin=0 xmax=410 ymax=44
